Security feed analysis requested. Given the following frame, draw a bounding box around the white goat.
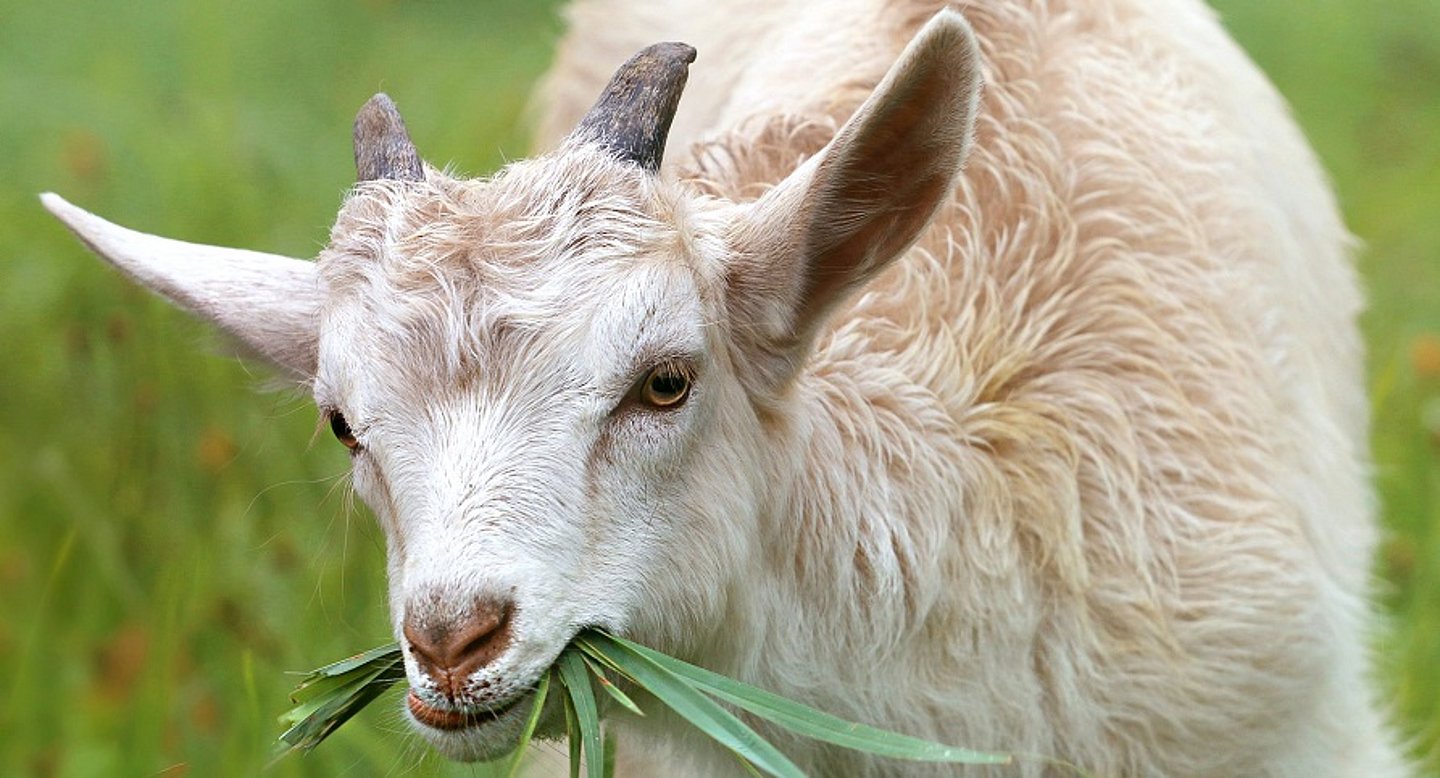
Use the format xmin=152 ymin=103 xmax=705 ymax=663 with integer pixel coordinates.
xmin=44 ymin=1 xmax=1406 ymax=775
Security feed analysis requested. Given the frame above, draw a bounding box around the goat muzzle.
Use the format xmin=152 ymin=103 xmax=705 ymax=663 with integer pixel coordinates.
xmin=404 ymin=597 xmax=515 ymax=700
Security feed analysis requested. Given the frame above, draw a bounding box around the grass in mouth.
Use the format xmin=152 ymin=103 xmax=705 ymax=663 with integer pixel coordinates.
xmin=275 ymin=630 xmax=1019 ymax=777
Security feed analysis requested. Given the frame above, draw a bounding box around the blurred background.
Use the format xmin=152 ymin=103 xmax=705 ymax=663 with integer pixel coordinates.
xmin=1 ymin=0 xmax=1436 ymax=775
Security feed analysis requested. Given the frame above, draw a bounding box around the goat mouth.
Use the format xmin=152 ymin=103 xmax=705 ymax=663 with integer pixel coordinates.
xmin=406 ymin=689 xmax=529 ymax=732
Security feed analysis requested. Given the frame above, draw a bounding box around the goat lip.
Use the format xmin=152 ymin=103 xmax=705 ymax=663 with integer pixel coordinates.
xmin=406 ymin=689 xmax=526 ymax=732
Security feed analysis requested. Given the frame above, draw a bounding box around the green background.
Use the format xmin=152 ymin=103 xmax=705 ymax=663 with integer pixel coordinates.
xmin=1 ymin=1 xmax=1437 ymax=775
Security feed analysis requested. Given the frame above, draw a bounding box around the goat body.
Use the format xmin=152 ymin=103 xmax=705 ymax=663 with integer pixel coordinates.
xmin=45 ymin=0 xmax=1405 ymax=775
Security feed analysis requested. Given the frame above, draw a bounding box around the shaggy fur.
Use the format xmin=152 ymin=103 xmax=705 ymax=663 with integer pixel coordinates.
xmin=45 ymin=0 xmax=1407 ymax=775
xmin=535 ymin=0 xmax=1403 ymax=775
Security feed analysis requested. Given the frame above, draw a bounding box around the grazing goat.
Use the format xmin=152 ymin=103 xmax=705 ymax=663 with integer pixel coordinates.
xmin=45 ymin=1 xmax=1407 ymax=775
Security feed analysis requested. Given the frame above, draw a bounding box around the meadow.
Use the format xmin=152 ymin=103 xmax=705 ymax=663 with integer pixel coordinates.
xmin=1 ymin=1 xmax=1436 ymax=775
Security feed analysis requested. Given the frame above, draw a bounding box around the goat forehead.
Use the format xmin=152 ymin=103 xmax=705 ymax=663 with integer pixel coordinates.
xmin=364 ymin=260 xmax=702 ymax=370
xmin=320 ymin=152 xmax=682 ymax=294
xmin=315 ymin=188 xmax=708 ymax=411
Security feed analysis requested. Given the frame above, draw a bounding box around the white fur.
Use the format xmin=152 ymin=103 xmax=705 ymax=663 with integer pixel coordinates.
xmin=45 ymin=1 xmax=1406 ymax=775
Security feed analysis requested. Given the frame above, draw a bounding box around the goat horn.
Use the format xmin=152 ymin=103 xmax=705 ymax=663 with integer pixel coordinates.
xmin=571 ymin=42 xmax=696 ymax=172
xmin=354 ymin=93 xmax=424 ymax=182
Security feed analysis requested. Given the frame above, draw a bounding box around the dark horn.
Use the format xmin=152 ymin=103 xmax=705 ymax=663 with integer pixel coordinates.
xmin=354 ymin=93 xmax=424 ymax=182
xmin=571 ymin=42 xmax=697 ymax=172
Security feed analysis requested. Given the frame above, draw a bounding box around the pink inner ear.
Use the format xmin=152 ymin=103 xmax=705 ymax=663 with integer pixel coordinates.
xmin=718 ymin=15 xmax=982 ymax=396
xmin=798 ymin=160 xmax=958 ymax=316
xmin=784 ymin=18 xmax=981 ymax=338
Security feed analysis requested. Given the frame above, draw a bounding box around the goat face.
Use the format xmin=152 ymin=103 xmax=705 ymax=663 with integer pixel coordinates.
xmin=314 ymin=146 xmax=761 ymax=759
xmin=43 ymin=10 xmax=981 ymax=762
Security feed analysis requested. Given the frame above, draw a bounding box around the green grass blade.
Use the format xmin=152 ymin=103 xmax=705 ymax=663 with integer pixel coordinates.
xmin=277 ymin=663 xmax=396 ymax=729
xmin=293 ymin=642 xmax=403 ymax=684
xmin=274 ymin=646 xmax=407 ymax=757
xmin=597 ymin=633 xmax=1010 ymax=766
xmin=283 ymin=653 xmax=404 ymax=708
xmin=558 ymin=650 xmax=605 ymax=778
xmin=582 ymin=654 xmax=644 ymax=717
xmin=273 ymin=630 xmax=1011 ymax=773
xmin=577 ymin=635 xmax=805 ymax=778
xmin=576 ymin=638 xmax=631 ymax=679
xmin=274 ymin=667 xmax=403 ymax=755
xmin=563 ymin=680 xmax=582 ymax=778
xmin=504 ymin=671 xmax=551 ymax=778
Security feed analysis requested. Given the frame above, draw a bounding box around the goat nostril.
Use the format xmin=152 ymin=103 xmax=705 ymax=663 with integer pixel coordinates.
xmin=403 ymin=599 xmax=516 ymax=691
xmin=402 ymin=622 xmax=440 ymax=670
xmin=460 ymin=618 xmax=503 ymax=663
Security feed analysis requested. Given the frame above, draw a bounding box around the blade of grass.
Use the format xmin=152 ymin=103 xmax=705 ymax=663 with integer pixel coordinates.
xmin=275 ymin=631 xmax=1020 ymax=773
xmin=283 ymin=656 xmax=402 ymax=710
xmin=595 ymin=633 xmax=1010 ymax=766
xmin=277 ymin=663 xmax=398 ymax=730
xmin=504 ymin=672 xmax=551 ymax=778
xmin=575 ymin=636 xmax=804 ymax=778
xmin=577 ymin=638 xmax=630 ymax=678
xmin=582 ymin=654 xmax=644 ymax=717
xmin=278 ymin=643 xmax=404 ymax=732
xmin=563 ymin=679 xmax=582 ymax=778
xmin=558 ymin=650 xmax=605 ymax=778
xmin=292 ymin=642 xmax=402 ymax=683
xmin=275 ymin=668 xmax=402 ymax=755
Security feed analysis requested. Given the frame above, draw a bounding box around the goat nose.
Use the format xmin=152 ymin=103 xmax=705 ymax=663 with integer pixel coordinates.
xmin=403 ymin=599 xmax=514 ymax=699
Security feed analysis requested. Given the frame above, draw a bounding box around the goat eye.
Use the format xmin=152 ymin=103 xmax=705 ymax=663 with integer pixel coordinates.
xmin=330 ymin=412 xmax=359 ymax=449
xmin=640 ymin=364 xmax=691 ymax=408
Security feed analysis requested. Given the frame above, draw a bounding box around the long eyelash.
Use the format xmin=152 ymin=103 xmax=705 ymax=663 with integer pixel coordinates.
xmin=310 ymin=407 xmax=338 ymax=447
xmin=654 ymin=357 xmax=696 ymax=382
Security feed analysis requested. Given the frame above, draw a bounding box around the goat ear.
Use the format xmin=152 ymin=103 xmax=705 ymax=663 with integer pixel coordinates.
xmin=727 ymin=10 xmax=982 ymax=389
xmin=42 ymin=193 xmax=321 ymax=381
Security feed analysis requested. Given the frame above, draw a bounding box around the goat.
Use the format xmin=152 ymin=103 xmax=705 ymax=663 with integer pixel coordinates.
xmin=44 ymin=1 xmax=1406 ymax=775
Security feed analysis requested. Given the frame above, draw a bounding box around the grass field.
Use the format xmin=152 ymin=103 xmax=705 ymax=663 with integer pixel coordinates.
xmin=1 ymin=1 xmax=1437 ymax=775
